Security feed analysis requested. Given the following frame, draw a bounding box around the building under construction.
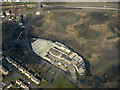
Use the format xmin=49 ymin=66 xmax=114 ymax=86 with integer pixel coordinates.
xmin=31 ymin=38 xmax=86 ymax=75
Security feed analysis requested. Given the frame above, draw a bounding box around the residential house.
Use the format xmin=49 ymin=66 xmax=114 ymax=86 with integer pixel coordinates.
xmin=2 ymin=67 xmax=9 ymax=75
xmin=20 ymin=83 xmax=28 ymax=88
xmin=16 ymin=79 xmax=29 ymax=89
xmin=18 ymin=66 xmax=26 ymax=73
xmin=5 ymin=83 xmax=12 ymax=89
xmin=16 ymin=80 xmax=22 ymax=85
xmin=31 ymin=76 xmax=40 ymax=84
xmin=12 ymin=61 xmax=18 ymax=68
xmin=25 ymin=71 xmax=31 ymax=78
xmin=6 ymin=57 xmax=12 ymax=63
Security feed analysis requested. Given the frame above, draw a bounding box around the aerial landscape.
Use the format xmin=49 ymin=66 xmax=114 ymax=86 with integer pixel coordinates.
xmin=0 ymin=1 xmax=120 ymax=89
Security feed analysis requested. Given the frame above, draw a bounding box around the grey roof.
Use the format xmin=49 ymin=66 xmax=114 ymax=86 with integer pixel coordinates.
xmin=61 ymin=54 xmax=72 ymax=61
xmin=31 ymin=38 xmax=86 ymax=73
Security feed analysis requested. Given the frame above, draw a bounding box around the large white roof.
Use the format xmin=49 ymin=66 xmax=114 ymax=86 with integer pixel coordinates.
xmin=31 ymin=39 xmax=54 ymax=57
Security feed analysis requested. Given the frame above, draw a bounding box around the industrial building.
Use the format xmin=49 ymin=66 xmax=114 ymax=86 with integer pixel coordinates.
xmin=31 ymin=38 xmax=86 ymax=75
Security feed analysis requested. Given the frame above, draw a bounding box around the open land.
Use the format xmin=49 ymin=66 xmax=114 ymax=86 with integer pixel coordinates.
xmin=29 ymin=8 xmax=119 ymax=87
xmin=2 ymin=2 xmax=120 ymax=88
xmin=30 ymin=11 xmax=119 ymax=75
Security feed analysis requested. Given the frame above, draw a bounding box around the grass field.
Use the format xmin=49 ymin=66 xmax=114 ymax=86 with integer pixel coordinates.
xmin=2 ymin=2 xmax=119 ymax=88
xmin=52 ymin=75 xmax=75 ymax=88
xmin=30 ymin=10 xmax=119 ymax=77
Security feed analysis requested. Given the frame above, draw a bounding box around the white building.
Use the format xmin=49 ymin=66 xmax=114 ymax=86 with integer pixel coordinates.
xmin=12 ymin=61 xmax=18 ymax=68
xmin=18 ymin=66 xmax=25 ymax=73
xmin=16 ymin=80 xmax=22 ymax=85
xmin=20 ymin=83 xmax=28 ymax=88
xmin=19 ymin=23 xmax=23 ymax=26
xmin=8 ymin=19 xmax=12 ymax=21
xmin=6 ymin=11 xmax=10 ymax=16
xmin=35 ymin=12 xmax=40 ymax=15
xmin=6 ymin=57 xmax=12 ymax=63
xmin=16 ymin=79 xmax=29 ymax=89
xmin=25 ymin=71 xmax=31 ymax=78
xmin=31 ymin=38 xmax=86 ymax=75
xmin=0 ymin=12 xmax=3 ymax=15
xmin=1 ymin=15 xmax=5 ymax=18
xmin=2 ymin=67 xmax=9 ymax=75
xmin=31 ymin=76 xmax=40 ymax=85
xmin=6 ymin=83 xmax=12 ymax=89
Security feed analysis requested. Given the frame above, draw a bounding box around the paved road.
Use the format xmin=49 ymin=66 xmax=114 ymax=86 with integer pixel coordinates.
xmin=72 ymin=6 xmax=118 ymax=10
xmin=43 ymin=4 xmax=118 ymax=10
xmin=41 ymin=5 xmax=118 ymax=14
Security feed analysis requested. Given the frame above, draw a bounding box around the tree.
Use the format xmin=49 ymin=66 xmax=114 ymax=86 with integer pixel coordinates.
xmin=41 ymin=4 xmax=43 ymax=7
xmin=9 ymin=10 xmax=12 ymax=15
xmin=3 ymin=11 xmax=6 ymax=17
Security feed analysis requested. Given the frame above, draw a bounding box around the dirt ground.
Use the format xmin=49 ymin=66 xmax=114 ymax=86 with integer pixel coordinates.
xmin=30 ymin=11 xmax=119 ymax=76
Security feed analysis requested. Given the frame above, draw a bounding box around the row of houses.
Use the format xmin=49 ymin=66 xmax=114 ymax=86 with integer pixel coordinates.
xmin=3 ymin=83 xmax=13 ymax=90
xmin=1 ymin=66 xmax=9 ymax=75
xmin=0 ymin=11 xmax=14 ymax=23
xmin=0 ymin=10 xmax=25 ymax=24
xmin=16 ymin=79 xmax=29 ymax=89
xmin=6 ymin=57 xmax=40 ymax=85
xmin=0 ymin=11 xmax=11 ymax=16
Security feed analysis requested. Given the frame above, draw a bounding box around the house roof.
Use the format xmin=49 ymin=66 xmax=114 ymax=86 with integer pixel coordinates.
xmin=61 ymin=54 xmax=72 ymax=61
xmin=2 ymin=67 xmax=8 ymax=73
xmin=31 ymin=76 xmax=40 ymax=82
xmin=12 ymin=61 xmax=18 ymax=65
xmin=21 ymin=83 xmax=27 ymax=88
xmin=16 ymin=79 xmax=22 ymax=83
xmin=18 ymin=66 xmax=25 ymax=70
xmin=25 ymin=70 xmax=31 ymax=75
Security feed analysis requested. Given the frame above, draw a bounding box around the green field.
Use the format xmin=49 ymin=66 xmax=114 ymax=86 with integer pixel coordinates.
xmin=52 ymin=75 xmax=75 ymax=88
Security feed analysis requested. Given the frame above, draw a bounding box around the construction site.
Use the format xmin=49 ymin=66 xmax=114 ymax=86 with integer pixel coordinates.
xmin=31 ymin=38 xmax=86 ymax=75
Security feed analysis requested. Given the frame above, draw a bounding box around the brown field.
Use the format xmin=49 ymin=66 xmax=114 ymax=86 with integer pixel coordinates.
xmin=30 ymin=11 xmax=119 ymax=76
xmin=2 ymin=2 xmax=119 ymax=88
